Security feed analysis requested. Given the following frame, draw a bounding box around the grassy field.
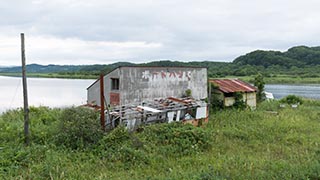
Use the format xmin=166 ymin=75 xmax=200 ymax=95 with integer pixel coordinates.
xmin=1 ymin=100 xmax=320 ymax=179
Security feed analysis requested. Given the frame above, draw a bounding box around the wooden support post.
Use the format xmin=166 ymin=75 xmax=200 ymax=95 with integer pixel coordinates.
xmin=21 ymin=33 xmax=30 ymax=146
xmin=100 ymin=74 xmax=105 ymax=131
xmin=208 ymin=80 xmax=211 ymax=114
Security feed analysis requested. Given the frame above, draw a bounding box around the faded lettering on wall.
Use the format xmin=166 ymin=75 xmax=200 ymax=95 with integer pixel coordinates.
xmin=142 ymin=70 xmax=192 ymax=81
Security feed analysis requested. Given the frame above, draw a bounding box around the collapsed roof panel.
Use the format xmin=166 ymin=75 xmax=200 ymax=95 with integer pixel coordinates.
xmin=105 ymin=97 xmax=208 ymax=131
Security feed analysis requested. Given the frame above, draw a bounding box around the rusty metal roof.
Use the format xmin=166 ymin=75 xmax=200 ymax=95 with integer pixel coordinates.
xmin=210 ymin=79 xmax=257 ymax=93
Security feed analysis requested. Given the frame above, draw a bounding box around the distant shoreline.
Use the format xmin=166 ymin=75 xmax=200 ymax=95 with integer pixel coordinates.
xmin=0 ymin=73 xmax=97 ymax=80
xmin=2 ymin=73 xmax=320 ymax=84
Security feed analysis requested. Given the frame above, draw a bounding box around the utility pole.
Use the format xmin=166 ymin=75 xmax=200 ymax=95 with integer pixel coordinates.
xmin=21 ymin=33 xmax=30 ymax=146
xmin=208 ymin=80 xmax=211 ymax=114
xmin=100 ymin=74 xmax=105 ymax=131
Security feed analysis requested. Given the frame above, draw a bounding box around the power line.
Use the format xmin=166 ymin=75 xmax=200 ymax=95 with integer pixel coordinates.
xmin=9 ymin=78 xmax=21 ymax=109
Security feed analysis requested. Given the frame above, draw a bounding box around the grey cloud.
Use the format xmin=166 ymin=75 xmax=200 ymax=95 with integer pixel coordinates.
xmin=1 ymin=0 xmax=320 ymax=65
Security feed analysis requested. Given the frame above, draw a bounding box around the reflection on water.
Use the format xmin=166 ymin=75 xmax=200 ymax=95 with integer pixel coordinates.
xmin=1 ymin=76 xmax=320 ymax=113
xmin=0 ymin=76 xmax=93 ymax=113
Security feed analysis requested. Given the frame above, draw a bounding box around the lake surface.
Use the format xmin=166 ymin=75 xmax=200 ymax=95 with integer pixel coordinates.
xmin=265 ymin=84 xmax=320 ymax=100
xmin=1 ymin=76 xmax=320 ymax=113
xmin=0 ymin=76 xmax=93 ymax=114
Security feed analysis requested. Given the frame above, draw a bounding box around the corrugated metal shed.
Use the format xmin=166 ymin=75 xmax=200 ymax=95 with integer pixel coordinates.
xmin=210 ymin=79 xmax=257 ymax=93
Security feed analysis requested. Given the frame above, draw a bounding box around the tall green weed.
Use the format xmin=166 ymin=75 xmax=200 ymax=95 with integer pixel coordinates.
xmin=53 ymin=107 xmax=103 ymax=150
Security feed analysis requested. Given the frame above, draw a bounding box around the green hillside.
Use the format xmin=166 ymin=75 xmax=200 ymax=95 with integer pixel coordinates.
xmin=234 ymin=46 xmax=320 ymax=67
xmin=0 ymin=64 xmax=83 ymax=73
xmin=1 ymin=45 xmax=320 ymax=80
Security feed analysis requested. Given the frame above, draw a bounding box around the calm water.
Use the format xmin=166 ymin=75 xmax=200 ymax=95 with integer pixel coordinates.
xmin=0 ymin=76 xmax=93 ymax=113
xmin=265 ymin=84 xmax=320 ymax=100
xmin=1 ymin=76 xmax=320 ymax=113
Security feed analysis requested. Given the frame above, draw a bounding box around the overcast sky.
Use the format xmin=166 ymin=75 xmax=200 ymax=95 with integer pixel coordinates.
xmin=1 ymin=0 xmax=320 ymax=66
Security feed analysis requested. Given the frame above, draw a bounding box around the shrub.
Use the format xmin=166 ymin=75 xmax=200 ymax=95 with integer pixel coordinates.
xmin=141 ymin=123 xmax=212 ymax=156
xmin=185 ymin=89 xmax=192 ymax=97
xmin=53 ymin=107 xmax=103 ymax=150
xmin=182 ymin=89 xmax=192 ymax=97
xmin=95 ymin=123 xmax=213 ymax=166
xmin=0 ymin=107 xmax=60 ymax=144
xmin=254 ymin=73 xmax=266 ymax=103
xmin=280 ymin=95 xmax=303 ymax=105
xmin=210 ymin=83 xmax=224 ymax=111
xmin=233 ymin=92 xmax=246 ymax=110
xmin=28 ymin=106 xmax=60 ymax=144
xmin=95 ymin=126 xmax=150 ymax=166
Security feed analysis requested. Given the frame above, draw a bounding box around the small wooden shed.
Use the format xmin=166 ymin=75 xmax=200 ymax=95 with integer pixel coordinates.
xmin=209 ymin=79 xmax=257 ymax=108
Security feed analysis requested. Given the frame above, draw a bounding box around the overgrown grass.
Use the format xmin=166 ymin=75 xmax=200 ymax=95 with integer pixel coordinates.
xmin=1 ymin=101 xmax=320 ymax=179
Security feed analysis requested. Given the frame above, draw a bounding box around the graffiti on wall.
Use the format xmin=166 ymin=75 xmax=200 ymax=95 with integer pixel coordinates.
xmin=142 ymin=70 xmax=192 ymax=81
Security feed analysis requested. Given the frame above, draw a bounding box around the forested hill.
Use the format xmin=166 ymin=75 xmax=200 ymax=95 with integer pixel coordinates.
xmin=234 ymin=46 xmax=320 ymax=67
xmin=0 ymin=62 xmax=137 ymax=74
xmin=1 ymin=45 xmax=320 ymax=78
xmin=0 ymin=64 xmax=83 ymax=73
xmin=0 ymin=61 xmax=230 ymax=76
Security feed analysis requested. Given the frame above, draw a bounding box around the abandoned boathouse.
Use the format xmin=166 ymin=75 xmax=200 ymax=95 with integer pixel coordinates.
xmin=87 ymin=66 xmax=208 ymax=107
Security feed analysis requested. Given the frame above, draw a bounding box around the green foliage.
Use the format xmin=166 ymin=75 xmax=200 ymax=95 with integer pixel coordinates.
xmin=1 ymin=101 xmax=320 ymax=179
xmin=257 ymin=100 xmax=281 ymax=111
xmin=192 ymin=165 xmax=227 ymax=180
xmin=0 ymin=109 xmax=24 ymax=143
xmin=54 ymin=107 xmax=103 ymax=150
xmin=28 ymin=106 xmax=60 ymax=144
xmin=0 ymin=107 xmax=60 ymax=144
xmin=254 ymin=73 xmax=265 ymax=102
xmin=95 ymin=126 xmax=150 ymax=166
xmin=141 ymin=123 xmax=212 ymax=156
xmin=94 ymin=123 xmax=212 ymax=167
xmin=285 ymin=46 xmax=320 ymax=65
xmin=228 ymin=46 xmax=320 ymax=78
xmin=233 ymin=92 xmax=246 ymax=109
xmin=209 ymin=83 xmax=224 ymax=111
xmin=0 ymin=64 xmax=82 ymax=73
xmin=2 ymin=45 xmax=320 ymax=81
xmin=185 ymin=89 xmax=192 ymax=97
xmin=234 ymin=50 xmax=303 ymax=68
xmin=280 ymin=95 xmax=304 ymax=105
xmin=3 ymin=52 xmax=320 ymax=82
xmin=210 ymin=98 xmax=224 ymax=111
xmin=234 ymin=46 xmax=320 ymax=67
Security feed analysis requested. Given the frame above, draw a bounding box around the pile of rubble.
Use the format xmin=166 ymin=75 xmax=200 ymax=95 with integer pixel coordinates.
xmin=105 ymin=97 xmax=208 ymax=131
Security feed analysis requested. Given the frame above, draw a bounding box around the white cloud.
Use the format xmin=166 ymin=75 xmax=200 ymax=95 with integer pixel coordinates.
xmin=0 ymin=35 xmax=162 ymax=65
xmin=1 ymin=0 xmax=320 ymax=65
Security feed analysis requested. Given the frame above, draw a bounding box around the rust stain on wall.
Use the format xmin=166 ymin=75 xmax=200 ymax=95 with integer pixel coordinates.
xmin=110 ymin=92 xmax=120 ymax=105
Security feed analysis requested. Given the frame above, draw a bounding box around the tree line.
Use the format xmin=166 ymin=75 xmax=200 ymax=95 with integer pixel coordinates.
xmin=78 ymin=45 xmax=320 ymax=78
xmin=2 ymin=45 xmax=319 ymax=78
